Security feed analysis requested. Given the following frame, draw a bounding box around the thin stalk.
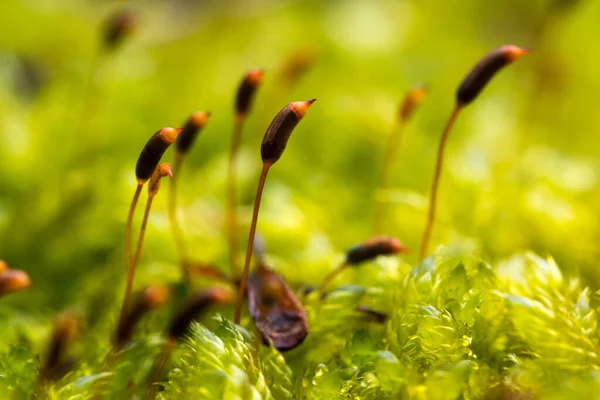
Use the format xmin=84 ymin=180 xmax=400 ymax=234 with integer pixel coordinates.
xmin=226 ymin=118 xmax=244 ymax=277
xmin=123 ymin=161 xmax=171 ymax=326
xmin=129 ymin=196 xmax=155 ymax=290
xmin=372 ymin=121 xmax=405 ymax=235
xmin=120 ymin=183 xmax=143 ymax=325
xmin=319 ymin=262 xmax=348 ymax=294
xmin=419 ymin=105 xmax=462 ymax=260
xmin=234 ymin=163 xmax=270 ymax=324
xmin=75 ymin=51 xmax=105 ymax=141
xmin=168 ymin=152 xmax=188 ymax=280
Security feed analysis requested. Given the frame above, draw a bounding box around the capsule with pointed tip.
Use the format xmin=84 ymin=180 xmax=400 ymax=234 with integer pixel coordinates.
xmin=135 ymin=127 xmax=181 ymax=183
xmin=168 ymin=287 xmax=234 ymax=340
xmin=236 ymin=69 xmax=264 ymax=119
xmin=457 ymin=45 xmax=530 ymax=106
xmin=116 ymin=285 xmax=170 ymax=347
xmin=399 ymin=85 xmax=428 ymax=121
xmin=148 ymin=163 xmax=172 ymax=197
xmin=0 ymin=270 xmax=31 ymax=295
xmin=175 ymin=111 xmax=210 ymax=154
xmin=345 ymin=236 xmax=407 ymax=265
xmin=103 ymin=9 xmax=136 ymax=50
xmin=261 ymin=99 xmax=316 ymax=165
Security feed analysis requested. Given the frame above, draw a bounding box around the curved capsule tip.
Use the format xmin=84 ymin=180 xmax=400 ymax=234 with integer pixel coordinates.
xmin=157 ymin=163 xmax=173 ymax=179
xmin=208 ymin=286 xmax=235 ymax=303
xmin=246 ymin=68 xmax=265 ymax=85
xmin=190 ymin=111 xmax=211 ymax=128
xmin=290 ymin=98 xmax=317 ymax=119
xmin=148 ymin=163 xmax=172 ymax=196
xmin=502 ymin=45 xmax=530 ymax=61
xmin=159 ymin=127 xmax=182 ymax=145
xmin=57 ymin=313 xmax=81 ymax=338
xmin=142 ymin=284 xmax=171 ymax=308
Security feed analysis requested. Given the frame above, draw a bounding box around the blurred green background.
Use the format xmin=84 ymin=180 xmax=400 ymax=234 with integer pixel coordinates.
xmin=1 ymin=0 xmax=599 ymax=317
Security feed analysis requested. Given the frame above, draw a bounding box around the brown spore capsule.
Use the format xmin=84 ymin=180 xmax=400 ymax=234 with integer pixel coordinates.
xmin=356 ymin=305 xmax=388 ymax=324
xmin=175 ymin=111 xmax=210 ymax=154
xmin=280 ymin=47 xmax=317 ymax=86
xmin=135 ymin=127 xmax=181 ymax=183
xmin=41 ymin=313 xmax=81 ymax=382
xmin=0 ymin=260 xmax=8 ymax=273
xmin=187 ymin=263 xmax=232 ymax=283
xmin=148 ymin=163 xmax=172 ymax=197
xmin=345 ymin=236 xmax=407 ymax=265
xmin=457 ymin=45 xmax=529 ymax=106
xmin=399 ymin=85 xmax=428 ymax=121
xmin=261 ymin=99 xmax=316 ymax=165
xmin=116 ymin=285 xmax=170 ymax=347
xmin=236 ymin=69 xmax=264 ymax=119
xmin=0 ymin=269 xmax=32 ymax=295
xmin=103 ymin=9 xmax=137 ymax=50
xmin=247 ymin=265 xmax=308 ymax=352
xmin=168 ymin=287 xmax=234 ymax=340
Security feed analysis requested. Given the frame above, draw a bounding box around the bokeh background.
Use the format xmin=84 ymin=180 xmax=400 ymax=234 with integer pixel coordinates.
xmin=1 ymin=0 xmax=599 ymax=324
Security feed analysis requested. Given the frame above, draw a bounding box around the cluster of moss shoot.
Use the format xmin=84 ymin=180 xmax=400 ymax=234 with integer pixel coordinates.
xmin=0 ymin=8 xmax=546 ymax=400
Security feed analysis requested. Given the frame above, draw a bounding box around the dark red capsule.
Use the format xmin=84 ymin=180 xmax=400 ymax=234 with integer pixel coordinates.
xmin=456 ymin=45 xmax=529 ymax=106
xmin=187 ymin=263 xmax=231 ymax=282
xmin=135 ymin=127 xmax=181 ymax=184
xmin=356 ymin=305 xmax=388 ymax=324
xmin=345 ymin=236 xmax=407 ymax=265
xmin=115 ymin=285 xmax=170 ymax=347
xmin=280 ymin=48 xmax=316 ymax=86
xmin=41 ymin=313 xmax=80 ymax=382
xmin=261 ymin=99 xmax=316 ymax=166
xmin=235 ymin=69 xmax=264 ymax=119
xmin=103 ymin=9 xmax=136 ymax=50
xmin=168 ymin=287 xmax=233 ymax=340
xmin=175 ymin=111 xmax=210 ymax=154
xmin=247 ymin=265 xmax=308 ymax=352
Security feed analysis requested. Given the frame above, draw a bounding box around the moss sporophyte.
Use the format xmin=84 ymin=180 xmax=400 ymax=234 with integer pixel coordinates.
xmin=234 ymin=99 xmax=316 ymax=324
xmin=419 ymin=45 xmax=529 ymax=260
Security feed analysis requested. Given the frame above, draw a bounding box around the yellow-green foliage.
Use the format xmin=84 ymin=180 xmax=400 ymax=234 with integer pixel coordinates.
xmin=2 ymin=1 xmax=600 ymax=399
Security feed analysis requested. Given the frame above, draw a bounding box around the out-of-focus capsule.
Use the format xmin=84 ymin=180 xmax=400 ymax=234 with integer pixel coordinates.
xmin=175 ymin=111 xmax=210 ymax=154
xmin=345 ymin=236 xmax=408 ymax=265
xmin=168 ymin=287 xmax=234 ymax=340
xmin=236 ymin=69 xmax=264 ymax=119
xmin=0 ymin=269 xmax=31 ymax=296
xmin=457 ymin=45 xmax=529 ymax=106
